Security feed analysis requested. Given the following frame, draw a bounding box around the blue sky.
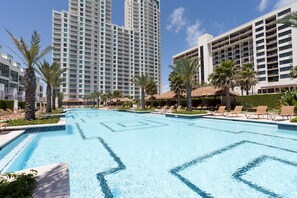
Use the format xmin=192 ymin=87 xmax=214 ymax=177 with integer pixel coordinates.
xmin=0 ymin=0 xmax=295 ymax=93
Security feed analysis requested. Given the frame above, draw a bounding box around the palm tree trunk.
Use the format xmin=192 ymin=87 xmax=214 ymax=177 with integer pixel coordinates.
xmin=225 ymin=88 xmax=231 ymax=111
xmin=186 ymin=82 xmax=192 ymax=111
xmin=141 ymin=87 xmax=145 ymax=109
xmin=177 ymin=90 xmax=181 ymax=106
xmin=246 ymin=82 xmax=249 ymax=95
xmin=24 ymin=67 xmax=37 ymax=120
xmin=52 ymin=88 xmax=56 ymax=110
xmin=151 ymin=95 xmax=154 ymax=107
xmin=46 ymin=83 xmax=52 ymax=113
xmin=97 ymin=98 xmax=100 ymax=106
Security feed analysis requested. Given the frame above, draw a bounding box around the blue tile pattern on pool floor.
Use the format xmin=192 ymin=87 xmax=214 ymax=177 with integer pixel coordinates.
xmin=1 ymin=109 xmax=297 ymax=197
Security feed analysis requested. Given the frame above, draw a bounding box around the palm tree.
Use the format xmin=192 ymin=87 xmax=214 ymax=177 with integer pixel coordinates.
xmin=7 ymin=31 xmax=51 ymax=120
xmin=146 ymin=79 xmax=158 ymax=107
xmin=209 ymin=60 xmax=238 ymax=111
xmin=90 ymin=92 xmax=97 ymax=106
xmin=93 ymin=92 xmax=101 ymax=106
xmin=56 ymin=92 xmax=64 ymax=108
xmin=169 ymin=58 xmax=200 ymax=111
xmin=112 ymin=90 xmax=122 ymax=106
xmin=277 ymin=11 xmax=297 ymax=28
xmin=51 ymin=63 xmax=66 ymax=110
xmin=237 ymin=63 xmax=257 ymax=95
xmin=131 ymin=74 xmax=151 ymax=109
xmin=101 ymin=94 xmax=108 ymax=106
xmin=168 ymin=71 xmax=185 ymax=106
xmin=290 ymin=66 xmax=297 ymax=79
xmin=37 ymin=61 xmax=53 ymax=113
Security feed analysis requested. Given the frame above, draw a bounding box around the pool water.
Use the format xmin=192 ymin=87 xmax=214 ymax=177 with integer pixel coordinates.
xmin=1 ymin=109 xmax=297 ymax=197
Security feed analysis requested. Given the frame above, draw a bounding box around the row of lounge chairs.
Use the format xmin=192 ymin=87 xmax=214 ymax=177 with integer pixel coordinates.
xmin=0 ymin=109 xmax=14 ymax=116
xmin=214 ymin=105 xmax=295 ymax=120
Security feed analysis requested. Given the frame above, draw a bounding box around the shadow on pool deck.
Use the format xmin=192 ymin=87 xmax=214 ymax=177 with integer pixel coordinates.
xmin=18 ymin=163 xmax=70 ymax=198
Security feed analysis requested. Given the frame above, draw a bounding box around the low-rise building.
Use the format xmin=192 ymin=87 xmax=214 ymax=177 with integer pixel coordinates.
xmin=0 ymin=45 xmax=43 ymax=101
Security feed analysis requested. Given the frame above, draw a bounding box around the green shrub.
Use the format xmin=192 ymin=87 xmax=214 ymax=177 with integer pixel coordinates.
xmin=18 ymin=102 xmax=26 ymax=109
xmin=235 ymin=94 xmax=282 ymax=109
xmin=280 ymin=91 xmax=297 ymax=112
xmin=5 ymin=100 xmax=14 ymax=110
xmin=0 ymin=170 xmax=37 ymax=198
xmin=291 ymin=117 xmax=297 ymax=123
xmin=7 ymin=117 xmax=60 ymax=126
xmin=0 ymin=100 xmax=6 ymax=110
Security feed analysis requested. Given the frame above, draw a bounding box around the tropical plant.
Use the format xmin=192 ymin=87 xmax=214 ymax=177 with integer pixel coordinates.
xmin=290 ymin=66 xmax=297 ymax=79
xmin=131 ymin=74 xmax=151 ymax=109
xmin=56 ymin=92 xmax=64 ymax=108
xmin=0 ymin=170 xmax=37 ymax=197
xmin=237 ymin=63 xmax=257 ymax=95
xmin=277 ymin=11 xmax=297 ymax=28
xmin=93 ymin=92 xmax=101 ymax=106
xmin=7 ymin=30 xmax=51 ymax=120
xmin=168 ymin=71 xmax=185 ymax=106
xmin=112 ymin=90 xmax=121 ymax=106
xmin=209 ymin=60 xmax=238 ymax=111
xmin=280 ymin=90 xmax=297 ymax=112
xmin=37 ymin=61 xmax=53 ymax=113
xmin=102 ymin=94 xmax=108 ymax=106
xmin=146 ymin=79 xmax=158 ymax=107
xmin=51 ymin=63 xmax=66 ymax=110
xmin=169 ymin=58 xmax=200 ymax=111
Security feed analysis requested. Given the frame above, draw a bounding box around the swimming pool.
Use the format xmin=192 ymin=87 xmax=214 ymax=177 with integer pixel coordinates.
xmin=1 ymin=108 xmax=297 ymax=197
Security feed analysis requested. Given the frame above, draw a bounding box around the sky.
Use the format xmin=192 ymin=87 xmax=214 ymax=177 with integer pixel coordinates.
xmin=0 ymin=0 xmax=296 ymax=93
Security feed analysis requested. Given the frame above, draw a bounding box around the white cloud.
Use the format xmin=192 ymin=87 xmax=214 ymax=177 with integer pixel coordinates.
xmin=274 ymin=0 xmax=296 ymax=8
xmin=185 ymin=21 xmax=205 ymax=47
xmin=257 ymin=0 xmax=270 ymax=11
xmin=166 ymin=7 xmax=187 ymax=33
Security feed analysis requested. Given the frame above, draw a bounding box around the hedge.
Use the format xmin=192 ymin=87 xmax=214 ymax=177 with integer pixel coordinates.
xmin=0 ymin=100 xmax=14 ymax=110
xmin=235 ymin=94 xmax=282 ymax=109
xmin=18 ymin=102 xmax=26 ymax=109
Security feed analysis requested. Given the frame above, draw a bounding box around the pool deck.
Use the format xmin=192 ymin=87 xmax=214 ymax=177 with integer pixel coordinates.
xmin=16 ymin=163 xmax=70 ymax=198
xmin=0 ymin=120 xmax=66 ymax=150
xmin=0 ymin=130 xmax=26 ymax=149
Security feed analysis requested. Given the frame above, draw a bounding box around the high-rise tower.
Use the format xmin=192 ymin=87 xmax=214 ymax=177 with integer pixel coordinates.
xmin=52 ymin=0 xmax=161 ymax=101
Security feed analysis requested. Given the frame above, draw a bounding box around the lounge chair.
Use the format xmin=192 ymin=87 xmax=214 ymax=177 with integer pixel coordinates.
xmin=228 ymin=106 xmax=243 ymax=117
xmin=195 ymin=105 xmax=203 ymax=110
xmin=0 ymin=123 xmax=7 ymax=132
xmin=166 ymin=106 xmax=175 ymax=113
xmin=245 ymin=106 xmax=268 ymax=119
xmin=176 ymin=105 xmax=184 ymax=112
xmin=6 ymin=109 xmax=14 ymax=114
xmin=202 ymin=105 xmax=208 ymax=110
xmin=0 ymin=109 xmax=10 ymax=116
xmin=272 ymin=106 xmax=294 ymax=120
xmin=214 ymin=106 xmax=226 ymax=116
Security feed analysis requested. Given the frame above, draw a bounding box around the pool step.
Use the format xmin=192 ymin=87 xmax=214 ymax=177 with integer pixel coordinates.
xmin=0 ymin=134 xmax=36 ymax=174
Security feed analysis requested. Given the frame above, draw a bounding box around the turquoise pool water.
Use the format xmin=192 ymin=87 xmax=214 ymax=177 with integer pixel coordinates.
xmin=1 ymin=109 xmax=297 ymax=197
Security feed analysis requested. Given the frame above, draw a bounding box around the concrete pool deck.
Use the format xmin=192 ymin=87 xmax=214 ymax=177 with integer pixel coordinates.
xmin=16 ymin=163 xmax=70 ymax=198
xmin=0 ymin=119 xmax=66 ymax=150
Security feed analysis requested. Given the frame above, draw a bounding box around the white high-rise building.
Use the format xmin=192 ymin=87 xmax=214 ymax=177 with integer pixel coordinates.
xmin=173 ymin=2 xmax=297 ymax=95
xmin=52 ymin=0 xmax=161 ymax=101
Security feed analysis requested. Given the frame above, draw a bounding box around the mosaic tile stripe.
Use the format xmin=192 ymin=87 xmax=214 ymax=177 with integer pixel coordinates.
xmin=170 ymin=140 xmax=297 ymax=197
xmin=76 ymin=122 xmax=126 ymax=197
xmin=190 ymin=123 xmax=297 ymax=142
xmin=96 ymin=138 xmax=126 ymax=198
xmin=233 ymin=155 xmax=297 ymax=198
